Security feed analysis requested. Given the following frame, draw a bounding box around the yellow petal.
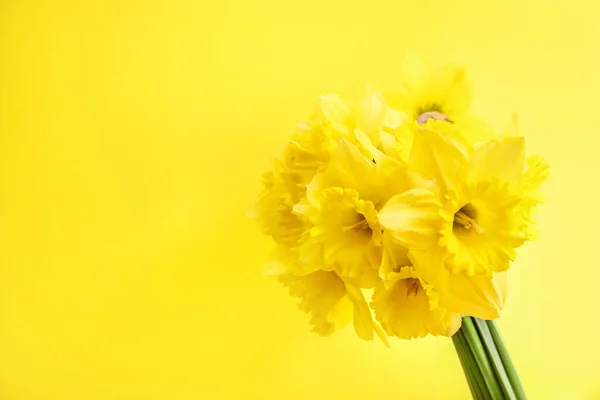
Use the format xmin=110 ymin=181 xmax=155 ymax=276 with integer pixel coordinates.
xmin=373 ymin=321 xmax=391 ymax=348
xmin=390 ymin=120 xmax=416 ymax=164
xmin=296 ymin=237 xmax=333 ymax=276
xmin=378 ymin=188 xmax=442 ymax=250
xmin=308 ymin=137 xmax=406 ymax=207
xmin=281 ymin=270 xmax=381 ymax=341
xmin=308 ymin=139 xmax=379 ymax=203
xmin=247 ymin=171 xmax=306 ymax=247
xmin=345 ymin=283 xmax=375 ymax=341
xmin=381 ymin=88 xmax=412 ymax=117
xmin=313 ymin=94 xmax=354 ymax=126
xmin=500 ymin=113 xmax=522 ymax=138
xmin=398 ymin=52 xmax=430 ymax=95
xmin=380 ymin=232 xmax=411 ymax=279
xmin=356 ymin=92 xmax=387 ymax=148
xmin=442 ymin=273 xmax=504 ymax=320
xmin=381 ymin=54 xmax=429 ymax=114
xmin=298 ymin=187 xmax=382 ymax=288
xmin=466 ymin=137 xmax=526 ymax=182
xmin=279 ymin=271 xmax=350 ymax=337
xmin=422 ymin=63 xmax=472 ymax=117
xmin=407 ymin=248 xmax=451 ymax=294
xmin=383 ymin=107 xmax=406 ymax=130
xmin=494 ymin=271 xmax=508 ymax=308
xmin=354 ymin=129 xmax=387 ymax=165
xmin=262 ymin=245 xmax=298 ymax=276
xmin=371 ymin=272 xmax=461 ymax=339
xmin=364 ymin=84 xmax=379 ymax=97
xmin=453 ymin=114 xmax=498 ymax=147
xmin=518 ymin=155 xmax=550 ymax=194
xmin=380 ymin=131 xmax=400 ymax=161
xmin=354 ymin=130 xmax=409 ymax=198
xmin=409 ymin=250 xmax=508 ymax=320
xmin=326 ymin=293 xmax=354 ymax=331
xmin=409 ymin=128 xmax=468 ymax=194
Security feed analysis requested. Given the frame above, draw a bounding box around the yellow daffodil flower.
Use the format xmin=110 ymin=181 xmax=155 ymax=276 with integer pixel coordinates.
xmin=383 ymin=53 xmax=497 ymax=156
xmin=294 ymin=138 xmax=405 ymax=287
xmin=279 ymin=270 xmax=389 ymax=344
xmin=408 ymin=122 xmax=547 ymax=276
xmin=247 ymin=165 xmax=306 ymax=247
xmin=371 ymin=266 xmax=461 ymax=339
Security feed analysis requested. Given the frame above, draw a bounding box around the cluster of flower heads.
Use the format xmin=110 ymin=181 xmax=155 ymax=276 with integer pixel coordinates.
xmin=249 ymin=54 xmax=549 ymax=343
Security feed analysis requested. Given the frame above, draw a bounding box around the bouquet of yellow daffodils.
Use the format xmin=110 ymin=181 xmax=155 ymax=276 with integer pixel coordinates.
xmin=249 ymin=54 xmax=548 ymax=399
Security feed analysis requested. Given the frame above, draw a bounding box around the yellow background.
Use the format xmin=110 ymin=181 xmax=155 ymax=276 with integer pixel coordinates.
xmin=1 ymin=0 xmax=598 ymax=398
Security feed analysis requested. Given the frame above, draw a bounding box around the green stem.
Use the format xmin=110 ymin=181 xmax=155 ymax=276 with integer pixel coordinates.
xmin=453 ymin=329 xmax=489 ymax=400
xmin=460 ymin=318 xmax=504 ymax=399
xmin=473 ymin=318 xmax=517 ymax=400
xmin=486 ymin=320 xmax=528 ymax=400
xmin=452 ymin=334 xmax=478 ymax=398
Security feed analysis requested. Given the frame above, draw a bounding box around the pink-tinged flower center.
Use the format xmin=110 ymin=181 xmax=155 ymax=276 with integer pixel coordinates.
xmin=417 ymin=111 xmax=452 ymax=125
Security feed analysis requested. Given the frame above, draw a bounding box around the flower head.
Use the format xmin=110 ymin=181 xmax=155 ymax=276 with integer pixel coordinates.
xmin=382 ymin=54 xmax=498 ymax=161
xmin=279 ymin=270 xmax=389 ymax=342
xmin=293 ymin=138 xmax=406 ymax=287
xmin=408 ymin=123 xmax=547 ymax=277
xmin=385 ymin=53 xmax=473 ymax=122
xmin=247 ymin=165 xmax=306 ymax=247
xmin=371 ymin=267 xmax=461 ymax=339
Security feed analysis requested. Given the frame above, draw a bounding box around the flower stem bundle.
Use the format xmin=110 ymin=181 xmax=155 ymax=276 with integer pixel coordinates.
xmin=453 ymin=317 xmax=527 ymax=399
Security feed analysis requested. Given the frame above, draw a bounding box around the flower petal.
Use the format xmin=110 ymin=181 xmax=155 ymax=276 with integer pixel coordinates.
xmin=398 ymin=52 xmax=430 ymax=95
xmin=518 ymin=155 xmax=550 ymax=194
xmin=307 ymin=139 xmax=378 ymax=203
xmin=408 ymin=250 xmax=507 ymax=319
xmin=326 ymin=294 xmax=354 ymax=331
xmin=500 ymin=113 xmax=522 ymax=138
xmin=298 ymin=187 xmax=382 ymax=288
xmin=466 ymin=137 xmax=526 ymax=183
xmin=312 ymin=94 xmax=355 ymax=126
xmin=380 ymin=232 xmax=411 ymax=279
xmin=378 ymin=188 xmax=442 ymax=250
xmin=409 ymin=127 xmax=468 ymax=194
xmin=262 ymin=245 xmax=298 ymax=276
xmin=248 ymin=171 xmax=306 ymax=247
xmin=407 ymin=248 xmax=450 ymax=293
xmin=442 ymin=273 xmax=504 ymax=320
xmin=453 ymin=114 xmax=498 ymax=147
xmin=424 ymin=63 xmax=473 ymax=117
xmin=371 ymin=272 xmax=461 ymax=339
xmin=357 ymin=92 xmax=387 ymax=148
xmin=279 ymin=271 xmax=351 ymax=337
xmin=345 ymin=283 xmax=375 ymax=341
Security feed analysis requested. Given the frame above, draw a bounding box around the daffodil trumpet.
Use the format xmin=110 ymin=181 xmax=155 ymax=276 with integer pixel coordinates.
xmin=249 ymin=54 xmax=548 ymax=399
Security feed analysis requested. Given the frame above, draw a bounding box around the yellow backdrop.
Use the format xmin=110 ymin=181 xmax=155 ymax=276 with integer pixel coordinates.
xmin=1 ymin=0 xmax=598 ymax=398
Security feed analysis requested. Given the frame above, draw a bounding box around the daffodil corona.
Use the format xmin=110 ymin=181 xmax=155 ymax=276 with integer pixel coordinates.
xmin=249 ymin=54 xmax=548 ymax=344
